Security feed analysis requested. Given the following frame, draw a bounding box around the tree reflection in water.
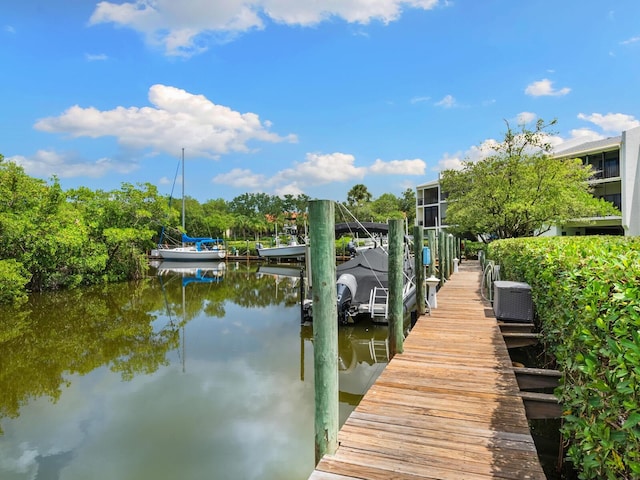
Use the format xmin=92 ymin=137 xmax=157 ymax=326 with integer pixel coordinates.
xmin=0 ymin=261 xmax=394 ymax=480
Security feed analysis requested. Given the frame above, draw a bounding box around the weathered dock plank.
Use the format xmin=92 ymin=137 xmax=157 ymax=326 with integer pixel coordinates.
xmin=309 ymin=260 xmax=546 ymax=479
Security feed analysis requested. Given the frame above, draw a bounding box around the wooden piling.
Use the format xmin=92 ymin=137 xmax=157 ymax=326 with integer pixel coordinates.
xmin=451 ymin=235 xmax=456 ymax=272
xmin=438 ymin=231 xmax=446 ymax=285
xmin=413 ymin=225 xmax=426 ymax=316
xmin=427 ymin=229 xmax=436 ymax=278
xmin=308 ymin=200 xmax=338 ymax=463
xmin=388 ymin=219 xmax=404 ymax=357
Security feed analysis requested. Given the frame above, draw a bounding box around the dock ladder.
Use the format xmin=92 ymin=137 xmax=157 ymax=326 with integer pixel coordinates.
xmin=369 ymin=287 xmax=389 ymax=320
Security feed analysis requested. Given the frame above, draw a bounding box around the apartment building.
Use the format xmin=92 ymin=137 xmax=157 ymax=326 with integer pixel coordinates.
xmin=415 ymin=125 xmax=640 ymax=236
xmin=415 ymin=178 xmax=448 ymax=232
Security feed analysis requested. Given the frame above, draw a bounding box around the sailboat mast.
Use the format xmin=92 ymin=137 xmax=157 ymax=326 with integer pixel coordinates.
xmin=181 ymin=148 xmax=186 ymax=232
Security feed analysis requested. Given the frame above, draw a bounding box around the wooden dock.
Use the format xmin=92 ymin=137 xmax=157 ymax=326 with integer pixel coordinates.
xmin=309 ymin=260 xmax=546 ymax=479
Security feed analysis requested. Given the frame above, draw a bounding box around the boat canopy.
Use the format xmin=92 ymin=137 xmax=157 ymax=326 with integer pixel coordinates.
xmin=181 ymin=234 xmax=224 ymax=251
xmin=336 ymin=248 xmax=388 ymax=305
xmin=334 ymin=222 xmax=389 ymax=238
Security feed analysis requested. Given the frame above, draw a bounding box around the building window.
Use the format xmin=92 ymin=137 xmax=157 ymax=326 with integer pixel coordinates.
xmin=603 ymin=150 xmax=620 ymax=178
xmin=602 ymin=193 xmax=622 ymax=210
xmin=581 ymin=149 xmax=620 ymax=180
xmin=583 ymin=153 xmax=603 ymax=179
xmin=423 ymin=206 xmax=438 ymax=227
xmin=422 ymin=187 xmax=439 ymax=205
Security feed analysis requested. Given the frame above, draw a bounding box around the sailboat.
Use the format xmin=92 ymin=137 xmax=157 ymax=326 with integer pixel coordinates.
xmin=157 ymin=149 xmax=226 ymax=261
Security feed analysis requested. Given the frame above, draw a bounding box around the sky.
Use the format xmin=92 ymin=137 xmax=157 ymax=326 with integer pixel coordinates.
xmin=2 ymin=0 xmax=640 ymax=204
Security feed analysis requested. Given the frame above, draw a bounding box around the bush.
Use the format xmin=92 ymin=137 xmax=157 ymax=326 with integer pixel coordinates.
xmin=488 ymin=236 xmax=640 ymax=479
xmin=462 ymin=240 xmax=486 ymax=259
xmin=0 ymin=259 xmax=30 ymax=305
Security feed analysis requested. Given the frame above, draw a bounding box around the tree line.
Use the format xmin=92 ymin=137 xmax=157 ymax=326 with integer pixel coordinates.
xmin=6 ymin=117 xmax=612 ymax=302
xmin=0 ymin=154 xmax=415 ymax=303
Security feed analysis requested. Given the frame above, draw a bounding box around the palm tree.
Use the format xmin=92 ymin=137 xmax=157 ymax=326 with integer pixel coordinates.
xmin=347 ymin=184 xmax=372 ymax=208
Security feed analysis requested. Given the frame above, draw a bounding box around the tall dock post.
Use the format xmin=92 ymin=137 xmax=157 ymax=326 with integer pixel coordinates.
xmin=413 ymin=225 xmax=426 ymax=316
xmin=388 ymin=219 xmax=404 ymax=357
xmin=446 ymin=232 xmax=452 ymax=279
xmin=308 ymin=200 xmax=338 ymax=464
xmin=427 ymin=229 xmax=436 ymax=278
xmin=438 ymin=231 xmax=446 ymax=286
xmin=448 ymin=234 xmax=455 ymax=276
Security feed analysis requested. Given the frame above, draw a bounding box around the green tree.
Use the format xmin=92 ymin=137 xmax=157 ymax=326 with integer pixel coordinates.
xmin=399 ymin=188 xmax=416 ymax=224
xmin=370 ymin=193 xmax=403 ymax=220
xmin=440 ymin=119 xmax=620 ymax=240
xmin=202 ymin=198 xmax=234 ymax=237
xmin=345 ymin=183 xmax=373 ymax=220
xmin=347 ymin=184 xmax=372 ymax=208
xmin=69 ymin=182 xmax=165 ymax=281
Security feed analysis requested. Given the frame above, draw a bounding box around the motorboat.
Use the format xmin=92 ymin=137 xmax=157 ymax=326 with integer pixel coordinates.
xmin=302 ymin=241 xmax=417 ymax=324
xmin=257 ymin=225 xmax=307 ymax=260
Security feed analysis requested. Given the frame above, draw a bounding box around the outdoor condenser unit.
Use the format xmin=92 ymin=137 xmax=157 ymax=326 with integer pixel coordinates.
xmin=493 ymin=281 xmax=534 ymax=322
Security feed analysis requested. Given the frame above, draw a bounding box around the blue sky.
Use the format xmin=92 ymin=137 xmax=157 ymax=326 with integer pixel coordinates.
xmin=2 ymin=0 xmax=639 ymax=203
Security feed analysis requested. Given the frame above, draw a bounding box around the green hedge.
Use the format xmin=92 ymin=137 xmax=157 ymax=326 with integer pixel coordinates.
xmin=488 ymin=236 xmax=640 ymax=479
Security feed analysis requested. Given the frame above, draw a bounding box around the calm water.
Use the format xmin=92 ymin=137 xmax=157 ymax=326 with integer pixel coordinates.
xmin=0 ymin=261 xmax=390 ymax=480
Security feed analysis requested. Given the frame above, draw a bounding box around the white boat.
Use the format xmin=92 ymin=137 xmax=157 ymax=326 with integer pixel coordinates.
xmin=157 ymin=235 xmax=226 ymax=261
xmin=158 ymin=149 xmax=226 ymax=262
xmin=257 ymin=242 xmax=306 ymax=259
xmin=257 ymin=225 xmax=307 ymax=260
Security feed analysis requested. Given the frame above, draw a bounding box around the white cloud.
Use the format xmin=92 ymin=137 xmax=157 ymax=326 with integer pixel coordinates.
xmin=410 ymin=96 xmax=431 ymax=104
xmin=9 ymin=150 xmax=138 ymax=179
xmin=435 ymin=94 xmax=456 ymax=108
xmin=263 ymin=0 xmax=439 ymax=26
xmin=434 ymin=152 xmax=465 ymax=171
xmin=577 ymin=112 xmax=640 ymax=133
xmin=621 ymin=36 xmax=640 ymax=45
xmin=524 ymin=78 xmax=571 ymax=97
xmin=89 ymin=0 xmax=440 ymax=56
xmin=35 ymin=84 xmax=296 ymax=159
xmin=368 ymin=158 xmax=425 ymax=175
xmin=276 ymin=152 xmax=366 ymax=184
xmin=434 ymin=139 xmax=503 ymax=172
xmin=516 ymin=111 xmax=537 ymax=125
xmin=5 ymin=25 xmax=16 ymax=34
xmin=86 ymin=53 xmax=109 ymax=61
xmin=158 ymin=175 xmax=178 ymax=186
xmin=212 ymin=168 xmax=265 ymax=189
xmin=274 ymin=183 xmax=304 ymax=197
xmin=550 ymin=129 xmax=605 ymax=153
xmin=212 ymin=152 xmax=424 ymax=195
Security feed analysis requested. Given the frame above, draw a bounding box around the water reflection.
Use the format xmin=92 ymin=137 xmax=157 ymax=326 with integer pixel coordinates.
xmin=0 ymin=262 xmax=390 ymax=480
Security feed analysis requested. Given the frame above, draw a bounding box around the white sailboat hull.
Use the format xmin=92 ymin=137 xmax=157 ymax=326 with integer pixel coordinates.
xmin=158 ymin=247 xmax=226 ymax=261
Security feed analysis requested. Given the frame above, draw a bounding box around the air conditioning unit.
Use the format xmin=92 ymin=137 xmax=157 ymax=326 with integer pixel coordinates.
xmin=493 ymin=281 xmax=533 ymax=322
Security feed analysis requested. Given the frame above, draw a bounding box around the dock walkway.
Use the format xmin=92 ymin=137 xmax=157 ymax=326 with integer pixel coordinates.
xmin=309 ymin=260 xmax=546 ymax=479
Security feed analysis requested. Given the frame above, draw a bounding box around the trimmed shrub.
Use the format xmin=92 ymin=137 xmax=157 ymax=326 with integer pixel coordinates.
xmin=488 ymin=236 xmax=640 ymax=479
